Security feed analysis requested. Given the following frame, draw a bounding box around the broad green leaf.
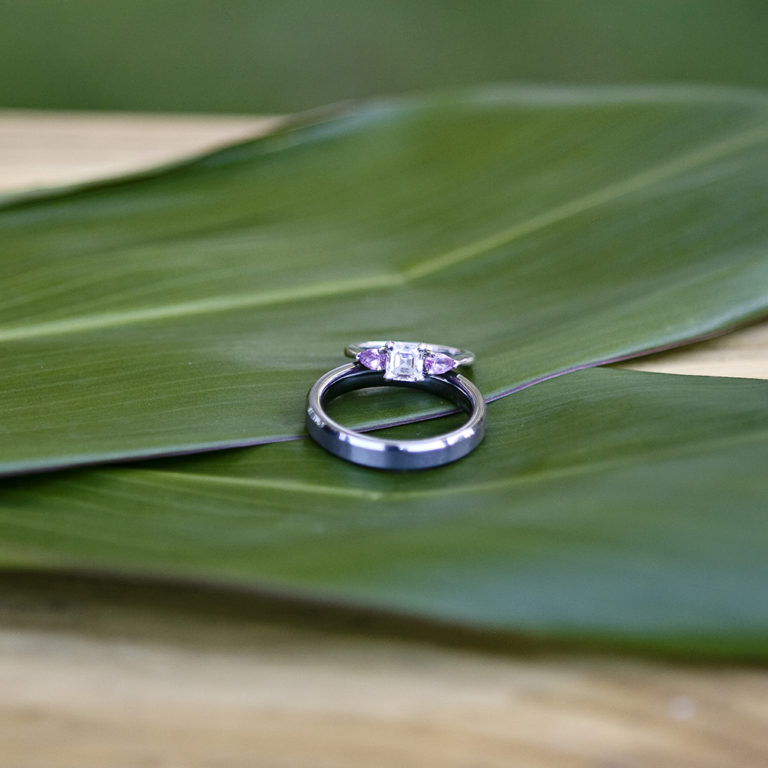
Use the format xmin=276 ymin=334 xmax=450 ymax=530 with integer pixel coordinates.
xmin=2 ymin=86 xmax=768 ymax=475
xmin=2 ymin=368 xmax=767 ymax=658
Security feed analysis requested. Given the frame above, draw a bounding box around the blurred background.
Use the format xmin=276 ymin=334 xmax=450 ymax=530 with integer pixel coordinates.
xmin=1 ymin=0 xmax=767 ymax=115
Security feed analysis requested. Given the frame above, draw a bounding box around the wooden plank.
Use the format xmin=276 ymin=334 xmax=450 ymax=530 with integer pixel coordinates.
xmin=1 ymin=575 xmax=767 ymax=768
xmin=623 ymin=321 xmax=768 ymax=380
xmin=0 ymin=110 xmax=278 ymax=193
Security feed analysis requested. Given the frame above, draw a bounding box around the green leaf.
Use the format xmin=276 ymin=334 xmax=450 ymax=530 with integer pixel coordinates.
xmin=2 ymin=367 xmax=767 ymax=659
xmin=3 ymin=86 xmax=768 ymax=475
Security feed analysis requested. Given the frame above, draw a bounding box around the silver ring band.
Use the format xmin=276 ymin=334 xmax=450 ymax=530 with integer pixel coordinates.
xmin=306 ymin=362 xmax=485 ymax=470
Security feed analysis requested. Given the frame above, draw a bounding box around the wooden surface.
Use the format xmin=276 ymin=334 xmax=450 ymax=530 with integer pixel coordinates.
xmin=1 ymin=112 xmax=767 ymax=767
xmin=0 ymin=110 xmax=278 ymax=193
xmin=624 ymin=320 xmax=768 ymax=380
xmin=2 ymin=574 xmax=768 ymax=768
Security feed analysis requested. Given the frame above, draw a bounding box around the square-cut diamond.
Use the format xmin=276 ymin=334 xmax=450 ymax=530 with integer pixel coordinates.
xmin=384 ymin=342 xmax=424 ymax=382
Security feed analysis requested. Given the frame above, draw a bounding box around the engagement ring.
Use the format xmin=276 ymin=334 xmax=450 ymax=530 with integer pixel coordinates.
xmin=306 ymin=341 xmax=485 ymax=470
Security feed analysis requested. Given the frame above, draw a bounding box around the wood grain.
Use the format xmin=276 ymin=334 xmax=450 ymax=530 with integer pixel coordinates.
xmin=1 ymin=111 xmax=767 ymax=767
xmin=1 ymin=574 xmax=767 ymax=768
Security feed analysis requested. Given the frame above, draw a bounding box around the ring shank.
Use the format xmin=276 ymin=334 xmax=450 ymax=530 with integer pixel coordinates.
xmin=306 ymin=363 xmax=485 ymax=470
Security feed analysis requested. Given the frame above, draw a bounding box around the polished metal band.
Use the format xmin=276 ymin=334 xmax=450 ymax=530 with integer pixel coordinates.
xmin=306 ymin=363 xmax=485 ymax=470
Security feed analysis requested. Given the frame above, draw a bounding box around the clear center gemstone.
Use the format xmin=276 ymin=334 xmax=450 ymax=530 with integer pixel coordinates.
xmin=384 ymin=342 xmax=424 ymax=382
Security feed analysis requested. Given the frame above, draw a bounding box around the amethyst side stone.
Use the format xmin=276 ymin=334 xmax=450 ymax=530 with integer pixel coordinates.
xmin=358 ymin=348 xmax=387 ymax=371
xmin=424 ymin=353 xmax=457 ymax=375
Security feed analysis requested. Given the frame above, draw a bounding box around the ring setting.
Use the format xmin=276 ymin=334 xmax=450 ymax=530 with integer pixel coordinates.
xmin=349 ymin=340 xmax=468 ymax=382
xmin=306 ymin=340 xmax=485 ymax=470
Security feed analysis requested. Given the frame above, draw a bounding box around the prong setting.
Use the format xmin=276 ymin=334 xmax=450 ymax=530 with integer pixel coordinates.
xmin=356 ymin=340 xmax=459 ymax=381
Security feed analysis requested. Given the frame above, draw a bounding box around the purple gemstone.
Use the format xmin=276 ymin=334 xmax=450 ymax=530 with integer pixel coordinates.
xmin=424 ymin=353 xmax=456 ymax=375
xmin=358 ymin=348 xmax=387 ymax=371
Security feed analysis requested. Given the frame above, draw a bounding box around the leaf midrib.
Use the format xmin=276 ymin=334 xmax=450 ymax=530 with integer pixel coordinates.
xmin=1 ymin=122 xmax=766 ymax=344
